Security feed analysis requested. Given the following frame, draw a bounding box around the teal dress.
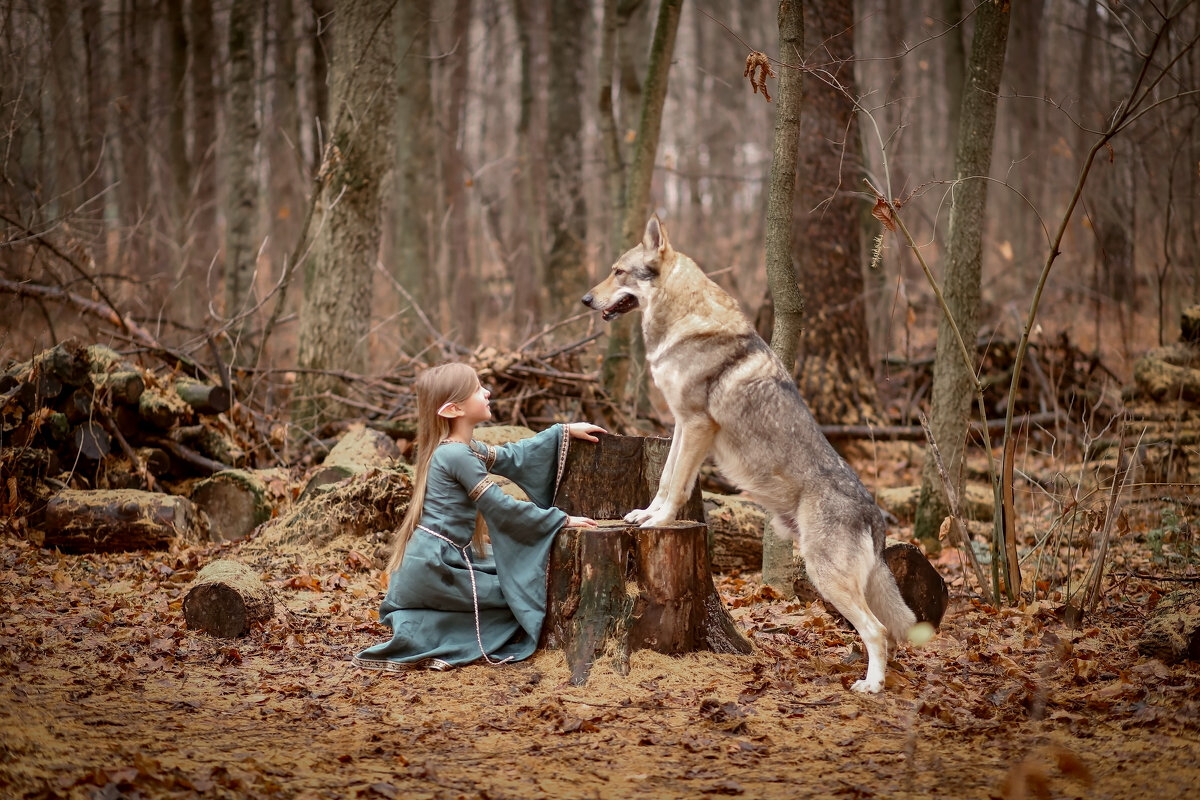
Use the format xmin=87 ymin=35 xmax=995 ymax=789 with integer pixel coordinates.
xmin=353 ymin=425 xmax=570 ymax=671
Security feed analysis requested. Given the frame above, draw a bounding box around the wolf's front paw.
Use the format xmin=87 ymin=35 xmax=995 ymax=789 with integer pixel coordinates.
xmin=624 ymin=508 xmax=654 ymax=525
xmin=850 ymin=677 xmax=883 ymax=694
xmin=638 ymin=509 xmax=679 ymax=528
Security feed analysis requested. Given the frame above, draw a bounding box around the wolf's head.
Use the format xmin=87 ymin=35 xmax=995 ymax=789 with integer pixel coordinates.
xmin=582 ymin=215 xmax=673 ymax=321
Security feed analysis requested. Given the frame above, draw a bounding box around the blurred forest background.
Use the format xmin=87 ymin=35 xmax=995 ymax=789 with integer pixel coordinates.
xmin=5 ymin=0 xmax=1198 ymax=395
xmin=3 ymin=0 xmax=1200 ymax=560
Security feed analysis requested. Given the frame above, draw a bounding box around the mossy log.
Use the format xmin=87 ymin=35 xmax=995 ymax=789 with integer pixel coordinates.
xmin=704 ymin=492 xmax=766 ymax=573
xmin=183 ymin=560 xmax=275 ymax=638
xmin=192 ymin=469 xmax=274 ymax=542
xmin=1137 ymin=589 xmax=1200 ymax=663
xmin=545 ymin=434 xmax=748 ymax=684
xmin=70 ymin=420 xmax=111 ymax=461
xmin=138 ymin=386 xmax=194 ymax=429
xmin=301 ymin=424 xmax=402 ymax=498
xmin=42 ymin=489 xmax=203 ymax=552
xmin=175 ymin=378 xmax=232 ymax=415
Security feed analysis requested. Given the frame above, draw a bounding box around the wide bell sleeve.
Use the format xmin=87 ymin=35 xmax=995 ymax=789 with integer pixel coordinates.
xmin=441 ymin=441 xmax=568 ymax=652
xmin=476 ymin=424 xmax=569 ymax=509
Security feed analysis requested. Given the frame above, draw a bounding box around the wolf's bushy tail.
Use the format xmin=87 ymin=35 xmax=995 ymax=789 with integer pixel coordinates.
xmin=866 ymin=561 xmax=917 ymax=644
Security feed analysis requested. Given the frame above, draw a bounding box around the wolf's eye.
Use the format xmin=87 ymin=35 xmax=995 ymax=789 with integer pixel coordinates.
xmin=613 ymin=268 xmax=625 ymax=276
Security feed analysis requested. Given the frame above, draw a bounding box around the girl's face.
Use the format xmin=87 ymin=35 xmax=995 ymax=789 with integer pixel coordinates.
xmin=456 ymin=381 xmax=492 ymax=424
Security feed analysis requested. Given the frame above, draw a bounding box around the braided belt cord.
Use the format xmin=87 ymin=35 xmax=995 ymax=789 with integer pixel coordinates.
xmin=416 ymin=525 xmax=512 ymax=665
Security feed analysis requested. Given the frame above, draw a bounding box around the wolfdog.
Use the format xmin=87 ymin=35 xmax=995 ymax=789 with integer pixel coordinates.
xmin=582 ymin=215 xmax=917 ymax=692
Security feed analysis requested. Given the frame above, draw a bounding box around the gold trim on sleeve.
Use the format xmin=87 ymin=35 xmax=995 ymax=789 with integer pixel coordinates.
xmin=468 ymin=478 xmax=496 ymax=502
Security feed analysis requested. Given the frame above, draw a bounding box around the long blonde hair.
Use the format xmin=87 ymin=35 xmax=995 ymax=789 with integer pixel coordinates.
xmin=386 ymin=363 xmax=485 ymax=573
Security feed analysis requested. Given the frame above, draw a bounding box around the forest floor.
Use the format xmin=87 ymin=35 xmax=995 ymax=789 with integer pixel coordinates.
xmin=2 ymin=442 xmax=1200 ymax=800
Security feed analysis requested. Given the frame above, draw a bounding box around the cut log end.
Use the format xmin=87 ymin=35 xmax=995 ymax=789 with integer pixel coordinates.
xmin=183 ymin=560 xmax=274 ymax=638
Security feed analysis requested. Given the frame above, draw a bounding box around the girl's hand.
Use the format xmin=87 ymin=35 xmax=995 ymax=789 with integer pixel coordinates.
xmin=566 ymin=422 xmax=606 ymax=442
xmin=566 ymin=515 xmax=598 ymax=528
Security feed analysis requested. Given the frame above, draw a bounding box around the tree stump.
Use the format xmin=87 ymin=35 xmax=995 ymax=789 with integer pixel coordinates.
xmin=192 ymin=469 xmax=274 ymax=542
xmin=183 ymin=560 xmax=275 ymax=638
xmin=545 ymin=434 xmax=750 ymax=683
xmin=42 ymin=489 xmax=204 ymax=552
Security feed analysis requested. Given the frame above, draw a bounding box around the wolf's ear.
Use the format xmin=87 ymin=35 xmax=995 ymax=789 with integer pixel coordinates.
xmin=642 ymin=214 xmax=669 ymax=258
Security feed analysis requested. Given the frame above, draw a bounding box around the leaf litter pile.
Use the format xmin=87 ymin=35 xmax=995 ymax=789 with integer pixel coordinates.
xmin=3 ymin=457 xmax=1200 ymax=799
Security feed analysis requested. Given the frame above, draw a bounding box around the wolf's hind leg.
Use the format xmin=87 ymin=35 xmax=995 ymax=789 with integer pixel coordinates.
xmin=805 ymin=546 xmax=889 ymax=693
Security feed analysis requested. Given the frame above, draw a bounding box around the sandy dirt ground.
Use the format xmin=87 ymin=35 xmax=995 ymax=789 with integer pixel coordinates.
xmin=3 ymin=505 xmax=1199 ymax=800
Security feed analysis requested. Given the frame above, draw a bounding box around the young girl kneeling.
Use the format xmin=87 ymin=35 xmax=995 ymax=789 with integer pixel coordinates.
xmin=353 ymin=362 xmax=605 ymax=671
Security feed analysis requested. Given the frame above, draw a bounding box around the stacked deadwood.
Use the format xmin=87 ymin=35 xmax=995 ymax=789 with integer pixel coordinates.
xmin=0 ymin=338 xmax=244 ymax=551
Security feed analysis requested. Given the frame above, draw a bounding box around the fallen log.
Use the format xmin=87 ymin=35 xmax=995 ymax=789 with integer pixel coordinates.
xmin=1137 ymin=588 xmax=1200 ymax=663
xmin=191 ymin=469 xmax=274 ymax=542
xmin=42 ymin=489 xmax=204 ymax=552
xmin=183 ymin=560 xmax=275 ymax=638
xmin=704 ymin=492 xmax=766 ymax=573
xmin=301 ymin=424 xmax=401 ymax=499
xmin=175 ymin=378 xmax=232 ymax=415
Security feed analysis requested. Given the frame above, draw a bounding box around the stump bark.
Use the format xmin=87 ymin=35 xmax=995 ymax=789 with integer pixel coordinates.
xmin=183 ymin=560 xmax=275 ymax=638
xmin=545 ymin=434 xmax=750 ymax=683
xmin=42 ymin=489 xmax=204 ymax=552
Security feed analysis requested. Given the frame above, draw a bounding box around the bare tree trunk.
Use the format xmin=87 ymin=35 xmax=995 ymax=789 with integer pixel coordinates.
xmin=294 ymin=0 xmax=396 ymax=429
xmin=439 ymin=0 xmax=475 ymax=345
xmin=46 ymin=0 xmax=80 ymax=221
xmin=793 ymin=0 xmax=877 ymax=426
xmin=79 ymin=0 xmax=108 ymax=270
xmin=117 ymin=0 xmax=151 ymax=278
xmin=224 ymin=0 xmax=261 ymax=361
xmin=393 ymin=0 xmax=438 ymax=344
xmin=310 ymin=0 xmax=333 ymax=175
xmin=763 ymin=0 xmax=804 ymax=373
xmin=760 ymin=0 xmax=805 ymax=594
xmin=544 ymin=0 xmax=589 ymax=330
xmin=190 ymin=0 xmax=219 ymax=278
xmin=162 ymin=0 xmax=189 ymax=246
xmin=913 ymin=0 xmax=1010 ymax=552
xmin=602 ymin=0 xmax=683 ymax=409
xmin=266 ymin=0 xmax=305 ymax=300
xmin=512 ymin=0 xmax=545 ymax=333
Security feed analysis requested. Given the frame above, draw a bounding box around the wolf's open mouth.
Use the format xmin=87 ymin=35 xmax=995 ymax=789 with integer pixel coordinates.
xmin=601 ymin=295 xmax=639 ymax=321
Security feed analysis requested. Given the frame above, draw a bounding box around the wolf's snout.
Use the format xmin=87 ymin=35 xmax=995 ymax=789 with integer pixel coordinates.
xmin=581 ymin=293 xmax=594 ymax=308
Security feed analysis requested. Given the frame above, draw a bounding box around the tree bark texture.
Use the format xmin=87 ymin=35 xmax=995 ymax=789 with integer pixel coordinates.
xmin=545 ymin=0 xmax=590 ymax=329
xmin=42 ymin=489 xmax=204 ymax=552
xmin=224 ymin=0 xmax=261 ymax=358
xmin=914 ymin=0 xmax=1010 ymax=550
xmin=602 ymin=0 xmax=683 ymax=409
xmin=793 ymin=0 xmax=877 ymax=426
xmin=393 ymin=0 xmax=438 ymax=340
xmin=183 ymin=560 xmax=275 ymax=638
xmin=546 ymin=433 xmax=749 ymax=684
xmin=763 ymin=0 xmax=804 ymax=373
xmin=295 ymin=0 xmax=396 ymax=428
xmin=266 ymin=0 xmax=306 ymax=289
xmin=190 ymin=0 xmax=219 ymax=275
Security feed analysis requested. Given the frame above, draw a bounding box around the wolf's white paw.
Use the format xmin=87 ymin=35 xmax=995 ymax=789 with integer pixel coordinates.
xmin=639 ymin=510 xmax=678 ymax=528
xmin=850 ymin=677 xmax=883 ymax=694
xmin=624 ymin=508 xmax=653 ymax=525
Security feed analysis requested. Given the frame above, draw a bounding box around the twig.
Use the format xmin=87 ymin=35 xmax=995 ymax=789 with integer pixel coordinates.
xmin=919 ymin=412 xmax=993 ymax=605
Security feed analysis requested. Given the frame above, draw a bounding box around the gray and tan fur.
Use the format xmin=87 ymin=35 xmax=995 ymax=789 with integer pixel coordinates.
xmin=583 ymin=215 xmax=916 ymax=693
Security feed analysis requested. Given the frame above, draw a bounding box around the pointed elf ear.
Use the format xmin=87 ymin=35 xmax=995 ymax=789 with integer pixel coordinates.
xmin=437 ymin=401 xmax=463 ymax=419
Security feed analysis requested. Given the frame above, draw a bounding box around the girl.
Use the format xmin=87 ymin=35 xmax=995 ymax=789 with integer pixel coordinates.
xmin=353 ymin=362 xmax=606 ymax=671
